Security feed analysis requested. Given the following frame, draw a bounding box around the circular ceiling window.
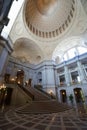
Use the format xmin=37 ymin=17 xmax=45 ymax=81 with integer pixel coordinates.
xmin=34 ymin=0 xmax=58 ymax=16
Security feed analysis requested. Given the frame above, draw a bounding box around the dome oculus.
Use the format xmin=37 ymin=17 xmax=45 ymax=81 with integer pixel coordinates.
xmin=34 ymin=0 xmax=58 ymax=16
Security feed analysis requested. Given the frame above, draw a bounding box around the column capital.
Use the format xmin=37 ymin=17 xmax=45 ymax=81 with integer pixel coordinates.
xmin=0 ymin=36 xmax=13 ymax=54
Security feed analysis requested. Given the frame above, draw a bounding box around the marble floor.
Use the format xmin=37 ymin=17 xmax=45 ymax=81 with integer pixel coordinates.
xmin=0 ymin=107 xmax=87 ymax=130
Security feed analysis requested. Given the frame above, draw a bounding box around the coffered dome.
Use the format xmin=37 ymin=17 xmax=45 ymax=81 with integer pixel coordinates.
xmin=25 ymin=0 xmax=76 ymax=39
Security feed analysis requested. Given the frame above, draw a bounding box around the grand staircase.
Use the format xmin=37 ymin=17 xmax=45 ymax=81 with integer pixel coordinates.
xmin=15 ymin=85 xmax=72 ymax=114
xmin=15 ymin=100 xmax=72 ymax=114
xmin=5 ymin=84 xmax=72 ymax=114
xmin=22 ymin=85 xmax=51 ymax=101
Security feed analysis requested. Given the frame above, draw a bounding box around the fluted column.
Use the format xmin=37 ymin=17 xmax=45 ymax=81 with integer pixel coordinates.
xmin=64 ymin=65 xmax=71 ymax=86
xmin=0 ymin=48 xmax=8 ymax=83
xmin=77 ymin=60 xmax=86 ymax=83
xmin=0 ymin=48 xmax=8 ymax=74
xmin=54 ymin=68 xmax=59 ymax=100
xmin=0 ymin=37 xmax=13 ymax=84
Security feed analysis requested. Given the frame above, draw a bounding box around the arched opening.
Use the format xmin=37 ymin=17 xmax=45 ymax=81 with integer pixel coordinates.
xmin=28 ymin=78 xmax=32 ymax=87
xmin=60 ymin=89 xmax=67 ymax=103
xmin=74 ymin=88 xmax=84 ymax=103
xmin=55 ymin=56 xmax=60 ymax=64
xmin=5 ymin=87 xmax=13 ymax=105
xmin=52 ymin=37 xmax=87 ymax=64
xmin=34 ymin=72 xmax=42 ymax=89
xmin=0 ymin=87 xmax=13 ymax=106
xmin=16 ymin=70 xmax=24 ymax=86
xmin=4 ymin=73 xmax=10 ymax=83
xmin=62 ymin=46 xmax=87 ymax=62
xmin=74 ymin=88 xmax=86 ymax=113
xmin=37 ymin=72 xmax=42 ymax=85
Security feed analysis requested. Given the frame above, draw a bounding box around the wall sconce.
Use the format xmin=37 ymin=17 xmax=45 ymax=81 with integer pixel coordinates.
xmin=0 ymin=84 xmax=7 ymax=112
xmin=62 ymin=92 xmax=65 ymax=95
xmin=75 ymin=91 xmax=77 ymax=94
xmin=49 ymin=90 xmax=53 ymax=95
xmin=26 ymin=81 xmax=28 ymax=84
xmin=18 ymin=81 xmax=20 ymax=84
xmin=11 ymin=78 xmax=15 ymax=81
xmin=0 ymin=84 xmax=6 ymax=91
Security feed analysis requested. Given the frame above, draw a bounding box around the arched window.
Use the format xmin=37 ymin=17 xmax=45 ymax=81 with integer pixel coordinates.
xmin=62 ymin=46 xmax=87 ymax=62
xmin=77 ymin=47 xmax=87 ymax=55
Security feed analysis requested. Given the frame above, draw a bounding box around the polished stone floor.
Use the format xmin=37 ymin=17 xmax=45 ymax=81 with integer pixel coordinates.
xmin=0 ymin=107 xmax=87 ymax=130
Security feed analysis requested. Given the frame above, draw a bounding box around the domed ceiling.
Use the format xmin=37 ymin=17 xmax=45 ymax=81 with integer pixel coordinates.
xmin=25 ymin=0 xmax=76 ymax=39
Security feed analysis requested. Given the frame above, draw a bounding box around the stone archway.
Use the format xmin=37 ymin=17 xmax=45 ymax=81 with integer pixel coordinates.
xmin=16 ymin=69 xmax=24 ymax=86
xmin=74 ymin=88 xmax=84 ymax=103
xmin=60 ymin=89 xmax=67 ymax=103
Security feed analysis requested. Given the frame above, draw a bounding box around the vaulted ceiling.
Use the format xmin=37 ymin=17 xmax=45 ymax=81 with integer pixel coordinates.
xmin=10 ymin=0 xmax=87 ymax=64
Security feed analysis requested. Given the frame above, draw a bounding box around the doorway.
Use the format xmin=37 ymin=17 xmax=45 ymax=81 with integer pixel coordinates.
xmin=16 ymin=70 xmax=24 ymax=86
xmin=4 ymin=73 xmax=10 ymax=83
xmin=60 ymin=89 xmax=67 ymax=103
xmin=28 ymin=78 xmax=32 ymax=86
xmin=5 ymin=87 xmax=13 ymax=105
xmin=0 ymin=87 xmax=13 ymax=106
xmin=74 ymin=88 xmax=84 ymax=103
